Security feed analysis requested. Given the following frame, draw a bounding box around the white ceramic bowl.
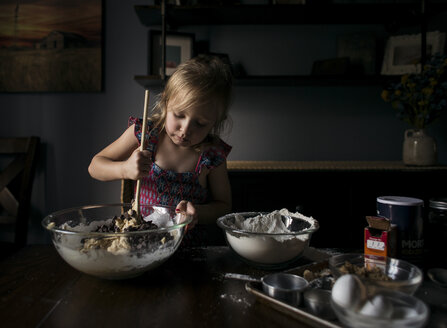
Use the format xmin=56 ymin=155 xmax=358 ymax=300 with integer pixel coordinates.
xmin=217 ymin=211 xmax=319 ymax=269
xmin=42 ymin=203 xmax=192 ymax=279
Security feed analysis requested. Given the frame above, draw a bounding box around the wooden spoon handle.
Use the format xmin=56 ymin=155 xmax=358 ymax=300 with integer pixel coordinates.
xmin=133 ymin=90 xmax=150 ymax=216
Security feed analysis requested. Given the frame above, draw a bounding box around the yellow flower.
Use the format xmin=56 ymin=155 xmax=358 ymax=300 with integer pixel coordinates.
xmin=422 ymin=87 xmax=434 ymax=96
xmin=418 ymin=100 xmax=428 ymax=107
xmin=391 ymin=101 xmax=400 ymax=109
xmin=381 ymin=54 xmax=447 ymax=129
xmin=401 ymin=74 xmax=409 ymax=84
xmin=429 ymin=77 xmax=438 ymax=86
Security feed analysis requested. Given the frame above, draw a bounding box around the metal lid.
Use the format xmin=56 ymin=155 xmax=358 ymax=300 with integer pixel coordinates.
xmin=429 ymin=198 xmax=447 ymax=210
xmin=377 ymin=196 xmax=424 ymax=206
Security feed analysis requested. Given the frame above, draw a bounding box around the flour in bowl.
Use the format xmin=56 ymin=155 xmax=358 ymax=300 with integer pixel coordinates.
xmin=221 ymin=209 xmax=319 ymax=266
xmin=233 ymin=208 xmax=317 ymax=238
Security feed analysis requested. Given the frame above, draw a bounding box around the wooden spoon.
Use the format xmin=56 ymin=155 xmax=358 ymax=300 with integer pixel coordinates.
xmin=133 ymin=89 xmax=150 ymax=222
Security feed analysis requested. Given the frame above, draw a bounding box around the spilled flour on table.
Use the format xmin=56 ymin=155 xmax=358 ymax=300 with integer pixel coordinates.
xmin=220 ymin=294 xmax=251 ymax=307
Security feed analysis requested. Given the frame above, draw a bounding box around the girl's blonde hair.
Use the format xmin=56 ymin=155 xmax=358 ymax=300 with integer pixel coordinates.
xmin=151 ymin=54 xmax=233 ymax=138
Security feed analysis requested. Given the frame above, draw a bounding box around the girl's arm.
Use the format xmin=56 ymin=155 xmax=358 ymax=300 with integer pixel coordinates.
xmin=88 ymin=124 xmax=151 ymax=181
xmin=191 ymin=160 xmax=232 ymax=225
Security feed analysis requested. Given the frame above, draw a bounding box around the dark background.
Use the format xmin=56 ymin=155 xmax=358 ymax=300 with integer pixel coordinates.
xmin=1 ymin=0 xmax=446 ymax=246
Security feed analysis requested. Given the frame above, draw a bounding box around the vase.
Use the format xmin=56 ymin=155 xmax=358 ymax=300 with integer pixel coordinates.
xmin=402 ymin=129 xmax=437 ymax=166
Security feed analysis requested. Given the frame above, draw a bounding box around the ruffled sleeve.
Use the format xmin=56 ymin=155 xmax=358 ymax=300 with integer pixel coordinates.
xmin=128 ymin=116 xmax=158 ymax=154
xmin=196 ymin=138 xmax=232 ymax=174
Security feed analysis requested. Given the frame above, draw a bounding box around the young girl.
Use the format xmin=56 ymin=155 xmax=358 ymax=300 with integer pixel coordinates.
xmin=88 ymin=55 xmax=233 ymax=230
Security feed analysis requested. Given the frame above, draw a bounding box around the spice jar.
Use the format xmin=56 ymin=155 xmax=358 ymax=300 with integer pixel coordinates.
xmin=426 ymin=198 xmax=447 ymax=269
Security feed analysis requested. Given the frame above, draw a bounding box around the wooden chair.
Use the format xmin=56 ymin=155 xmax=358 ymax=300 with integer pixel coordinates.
xmin=121 ymin=179 xmax=134 ymax=204
xmin=0 ymin=137 xmax=39 ymax=250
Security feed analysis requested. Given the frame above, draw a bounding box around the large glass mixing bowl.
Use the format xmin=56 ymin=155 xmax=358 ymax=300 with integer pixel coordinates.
xmin=42 ymin=203 xmax=192 ymax=279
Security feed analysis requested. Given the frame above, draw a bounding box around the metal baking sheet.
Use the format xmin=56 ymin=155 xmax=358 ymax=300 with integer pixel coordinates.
xmin=245 ymin=260 xmax=341 ymax=328
xmin=285 ymin=259 xmax=330 ymax=277
xmin=245 ymin=282 xmax=341 ymax=328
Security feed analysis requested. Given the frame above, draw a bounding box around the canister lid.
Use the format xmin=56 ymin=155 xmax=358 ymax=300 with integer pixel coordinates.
xmin=429 ymin=198 xmax=447 ymax=210
xmin=377 ymin=196 xmax=424 ymax=206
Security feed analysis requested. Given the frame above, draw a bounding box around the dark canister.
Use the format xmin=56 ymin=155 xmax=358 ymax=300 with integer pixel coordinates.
xmin=377 ymin=196 xmax=424 ymax=265
xmin=426 ymin=198 xmax=447 ymax=268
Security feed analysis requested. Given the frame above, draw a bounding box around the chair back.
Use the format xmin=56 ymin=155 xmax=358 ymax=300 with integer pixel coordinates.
xmin=121 ymin=179 xmax=134 ymax=204
xmin=0 ymin=137 xmax=39 ymax=246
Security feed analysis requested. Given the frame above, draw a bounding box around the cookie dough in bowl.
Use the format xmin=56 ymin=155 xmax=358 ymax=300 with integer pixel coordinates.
xmin=42 ymin=203 xmax=192 ymax=279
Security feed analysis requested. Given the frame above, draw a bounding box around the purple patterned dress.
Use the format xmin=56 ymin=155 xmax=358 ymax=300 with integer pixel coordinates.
xmin=128 ymin=117 xmax=232 ymax=216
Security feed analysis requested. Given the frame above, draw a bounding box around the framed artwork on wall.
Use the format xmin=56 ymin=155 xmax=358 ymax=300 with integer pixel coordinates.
xmin=381 ymin=31 xmax=446 ymax=75
xmin=0 ymin=0 xmax=103 ymax=92
xmin=337 ymin=33 xmax=377 ymax=75
xmin=149 ymin=30 xmax=195 ymax=77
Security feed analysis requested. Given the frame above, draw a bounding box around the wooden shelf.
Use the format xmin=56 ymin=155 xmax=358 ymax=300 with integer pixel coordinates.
xmin=134 ymin=3 xmax=447 ymax=27
xmin=227 ymin=160 xmax=447 ymax=172
xmin=134 ymin=74 xmax=398 ymax=88
xmin=134 ymin=75 xmax=165 ymax=88
xmin=133 ymin=3 xmax=445 ymax=89
xmin=231 ymin=75 xmax=397 ymax=87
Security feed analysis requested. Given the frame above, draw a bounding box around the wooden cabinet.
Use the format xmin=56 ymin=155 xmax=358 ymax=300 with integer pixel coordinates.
xmin=133 ymin=2 xmax=446 ymax=88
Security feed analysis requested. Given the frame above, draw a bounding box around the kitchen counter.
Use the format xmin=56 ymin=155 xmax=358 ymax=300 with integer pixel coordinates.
xmin=227 ymin=160 xmax=447 ymax=172
xmin=0 ymin=245 xmax=445 ymax=328
xmin=227 ymin=161 xmax=447 ymax=249
xmin=227 ymin=161 xmax=447 ymax=172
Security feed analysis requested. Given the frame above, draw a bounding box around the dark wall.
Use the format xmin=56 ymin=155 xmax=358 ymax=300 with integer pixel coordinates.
xmin=0 ymin=0 xmax=446 ymax=244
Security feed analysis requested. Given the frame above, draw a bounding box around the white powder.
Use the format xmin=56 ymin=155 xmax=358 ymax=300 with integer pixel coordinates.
xmin=60 ymin=219 xmax=111 ymax=233
xmin=59 ymin=211 xmax=174 ymax=233
xmin=225 ymin=208 xmax=318 ymax=265
xmin=55 ymin=243 xmax=176 ymax=279
xmin=234 ymin=211 xmax=289 ymax=234
xmin=233 ymin=208 xmax=317 ymax=236
xmin=144 ymin=211 xmax=174 ymax=228
xmin=220 ymin=294 xmax=251 ymax=307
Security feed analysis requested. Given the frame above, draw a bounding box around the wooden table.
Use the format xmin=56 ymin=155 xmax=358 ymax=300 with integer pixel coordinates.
xmin=0 ymin=245 xmax=328 ymax=328
xmin=1 ymin=245 xmax=446 ymax=328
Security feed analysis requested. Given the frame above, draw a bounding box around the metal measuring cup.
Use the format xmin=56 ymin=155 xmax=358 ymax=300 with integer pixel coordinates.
xmin=225 ymin=272 xmax=309 ymax=307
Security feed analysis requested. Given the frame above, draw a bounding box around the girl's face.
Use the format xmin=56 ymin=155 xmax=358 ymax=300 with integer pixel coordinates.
xmin=165 ymin=100 xmax=218 ymax=148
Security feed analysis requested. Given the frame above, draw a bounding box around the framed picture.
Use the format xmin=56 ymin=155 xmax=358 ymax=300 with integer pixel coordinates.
xmin=337 ymin=33 xmax=376 ymax=75
xmin=311 ymin=57 xmax=350 ymax=76
xmin=381 ymin=31 xmax=446 ymax=75
xmin=149 ymin=30 xmax=195 ymax=76
xmin=0 ymin=0 xmax=103 ymax=92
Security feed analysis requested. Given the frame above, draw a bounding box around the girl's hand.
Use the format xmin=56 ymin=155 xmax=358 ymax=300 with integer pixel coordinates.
xmin=176 ymin=200 xmax=198 ymax=231
xmin=123 ymin=148 xmax=152 ymax=180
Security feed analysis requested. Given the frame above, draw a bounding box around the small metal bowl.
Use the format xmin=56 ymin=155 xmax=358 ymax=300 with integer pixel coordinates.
xmin=427 ymin=268 xmax=447 ymax=288
xmin=303 ymin=288 xmax=336 ymax=320
xmin=329 ymin=253 xmax=423 ymax=295
xmin=262 ymin=272 xmax=309 ymax=307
